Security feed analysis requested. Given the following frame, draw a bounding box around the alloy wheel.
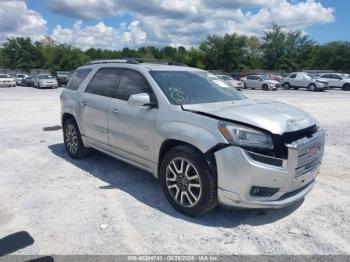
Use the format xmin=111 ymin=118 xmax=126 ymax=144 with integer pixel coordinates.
xmin=165 ymin=157 xmax=202 ymax=208
xmin=65 ymin=124 xmax=79 ymax=154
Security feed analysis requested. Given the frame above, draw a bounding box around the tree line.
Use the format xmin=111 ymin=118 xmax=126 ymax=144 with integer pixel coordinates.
xmin=0 ymin=24 xmax=349 ymax=73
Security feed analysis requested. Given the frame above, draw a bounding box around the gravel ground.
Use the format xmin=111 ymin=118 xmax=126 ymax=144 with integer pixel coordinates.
xmin=0 ymin=87 xmax=349 ymax=255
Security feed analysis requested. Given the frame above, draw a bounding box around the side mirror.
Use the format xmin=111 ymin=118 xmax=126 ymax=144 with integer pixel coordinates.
xmin=128 ymin=93 xmax=154 ymax=107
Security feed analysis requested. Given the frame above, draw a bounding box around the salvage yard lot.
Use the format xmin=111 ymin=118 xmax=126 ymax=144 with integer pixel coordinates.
xmin=0 ymin=87 xmax=349 ymax=255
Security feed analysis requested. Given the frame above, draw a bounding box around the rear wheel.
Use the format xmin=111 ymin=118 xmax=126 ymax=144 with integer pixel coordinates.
xmin=160 ymin=145 xmax=217 ymax=217
xmin=63 ymin=118 xmax=91 ymax=159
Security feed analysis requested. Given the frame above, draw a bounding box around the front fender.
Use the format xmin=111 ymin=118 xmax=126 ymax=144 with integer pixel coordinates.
xmin=157 ymin=121 xmax=222 ymax=154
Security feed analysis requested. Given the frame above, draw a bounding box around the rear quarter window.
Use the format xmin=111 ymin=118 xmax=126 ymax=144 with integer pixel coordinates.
xmin=66 ymin=68 xmax=92 ymax=91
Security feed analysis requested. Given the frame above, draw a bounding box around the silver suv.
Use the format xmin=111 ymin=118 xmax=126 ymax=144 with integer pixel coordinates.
xmin=60 ymin=59 xmax=325 ymax=216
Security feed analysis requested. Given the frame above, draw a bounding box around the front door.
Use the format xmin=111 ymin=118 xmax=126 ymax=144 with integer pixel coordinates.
xmin=108 ymin=69 xmax=157 ymax=167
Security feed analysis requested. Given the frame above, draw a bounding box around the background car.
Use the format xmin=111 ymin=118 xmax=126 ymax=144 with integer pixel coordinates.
xmin=217 ymin=74 xmax=244 ymax=90
xmin=282 ymin=72 xmax=329 ymax=92
xmin=268 ymin=74 xmax=283 ymax=82
xmin=0 ymin=74 xmax=16 ymax=87
xmin=33 ymin=74 xmax=58 ymax=89
xmin=16 ymin=74 xmax=28 ymax=86
xmin=22 ymin=75 xmax=35 ymax=87
xmin=53 ymin=71 xmax=70 ymax=87
xmin=318 ymin=73 xmax=350 ymax=91
xmin=240 ymin=75 xmax=280 ymax=90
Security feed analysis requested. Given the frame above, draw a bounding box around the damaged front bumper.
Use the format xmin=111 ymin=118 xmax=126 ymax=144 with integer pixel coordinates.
xmin=215 ymin=129 xmax=325 ymax=208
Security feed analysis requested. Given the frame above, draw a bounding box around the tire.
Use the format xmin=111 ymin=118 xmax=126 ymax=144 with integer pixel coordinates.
xmin=308 ymin=84 xmax=316 ymax=92
xmin=283 ymin=83 xmax=290 ymax=90
xmin=160 ymin=145 xmax=218 ymax=217
xmin=63 ymin=118 xmax=91 ymax=159
xmin=262 ymin=84 xmax=268 ymax=91
xmin=343 ymin=83 xmax=350 ymax=91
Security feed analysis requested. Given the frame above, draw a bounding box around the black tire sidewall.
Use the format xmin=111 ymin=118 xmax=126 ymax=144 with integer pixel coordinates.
xmin=160 ymin=146 xmax=217 ymax=217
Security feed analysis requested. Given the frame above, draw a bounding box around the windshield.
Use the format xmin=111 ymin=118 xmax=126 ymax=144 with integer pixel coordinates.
xmin=39 ymin=75 xmax=53 ymax=79
xmin=0 ymin=74 xmax=10 ymax=78
xmin=150 ymin=71 xmax=245 ymax=105
xmin=307 ymin=74 xmax=317 ymax=79
xmin=219 ymin=75 xmax=233 ymax=80
xmin=57 ymin=71 xmax=69 ymax=75
xmin=17 ymin=74 xmax=25 ymax=78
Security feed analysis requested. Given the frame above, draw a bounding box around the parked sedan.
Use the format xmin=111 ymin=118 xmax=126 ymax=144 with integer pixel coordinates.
xmin=22 ymin=75 xmax=35 ymax=87
xmin=217 ymin=75 xmax=244 ymax=90
xmin=0 ymin=74 xmax=16 ymax=87
xmin=318 ymin=73 xmax=350 ymax=91
xmin=33 ymin=74 xmax=58 ymax=89
xmin=241 ymin=75 xmax=280 ymax=90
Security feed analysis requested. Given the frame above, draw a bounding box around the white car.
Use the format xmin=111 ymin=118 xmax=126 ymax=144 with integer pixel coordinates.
xmin=16 ymin=74 xmax=28 ymax=86
xmin=60 ymin=59 xmax=325 ymax=216
xmin=318 ymin=73 xmax=350 ymax=91
xmin=217 ymin=75 xmax=244 ymax=90
xmin=241 ymin=75 xmax=280 ymax=91
xmin=0 ymin=74 xmax=16 ymax=87
xmin=33 ymin=74 xmax=58 ymax=89
xmin=282 ymin=72 xmax=329 ymax=92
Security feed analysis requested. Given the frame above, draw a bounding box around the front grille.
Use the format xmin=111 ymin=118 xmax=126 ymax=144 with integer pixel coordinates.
xmin=272 ymin=125 xmax=318 ymax=159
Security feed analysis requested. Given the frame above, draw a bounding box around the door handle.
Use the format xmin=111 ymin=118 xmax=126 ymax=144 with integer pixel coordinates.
xmin=110 ymin=108 xmax=119 ymax=114
xmin=80 ymin=100 xmax=87 ymax=106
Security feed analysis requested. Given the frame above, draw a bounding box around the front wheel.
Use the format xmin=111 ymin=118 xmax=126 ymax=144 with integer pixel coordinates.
xmin=343 ymin=83 xmax=350 ymax=91
xmin=160 ymin=145 xmax=218 ymax=217
xmin=262 ymin=84 xmax=269 ymax=91
xmin=308 ymin=84 xmax=316 ymax=92
xmin=283 ymin=83 xmax=290 ymax=90
xmin=63 ymin=118 xmax=91 ymax=159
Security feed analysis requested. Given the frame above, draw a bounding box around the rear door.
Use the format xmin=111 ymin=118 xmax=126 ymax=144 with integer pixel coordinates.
xmin=80 ymin=68 xmax=120 ymax=146
xmin=108 ymin=69 xmax=157 ymax=167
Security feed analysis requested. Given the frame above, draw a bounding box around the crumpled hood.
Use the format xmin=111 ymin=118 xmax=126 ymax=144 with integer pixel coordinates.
xmin=182 ymin=99 xmax=317 ymax=134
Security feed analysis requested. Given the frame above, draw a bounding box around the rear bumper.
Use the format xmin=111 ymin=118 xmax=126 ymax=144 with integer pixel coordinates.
xmin=39 ymin=83 xmax=58 ymax=88
xmin=215 ymin=129 xmax=325 ymax=209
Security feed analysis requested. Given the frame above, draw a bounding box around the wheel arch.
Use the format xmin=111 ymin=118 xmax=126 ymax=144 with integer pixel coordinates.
xmin=157 ymin=139 xmax=218 ymax=179
xmin=61 ymin=112 xmax=76 ymax=127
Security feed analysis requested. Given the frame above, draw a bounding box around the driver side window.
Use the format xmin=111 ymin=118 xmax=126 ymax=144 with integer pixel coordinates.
xmin=116 ymin=69 xmax=155 ymax=102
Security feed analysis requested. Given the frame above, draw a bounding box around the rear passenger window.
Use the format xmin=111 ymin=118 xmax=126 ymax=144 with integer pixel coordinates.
xmin=116 ymin=69 xmax=154 ymax=101
xmin=66 ymin=68 xmax=92 ymax=90
xmin=86 ymin=68 xmax=120 ymax=98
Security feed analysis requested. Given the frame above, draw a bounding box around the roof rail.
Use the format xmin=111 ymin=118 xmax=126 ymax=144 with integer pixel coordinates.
xmin=126 ymin=58 xmax=187 ymax=66
xmin=85 ymin=58 xmax=187 ymax=67
xmin=85 ymin=59 xmax=139 ymax=65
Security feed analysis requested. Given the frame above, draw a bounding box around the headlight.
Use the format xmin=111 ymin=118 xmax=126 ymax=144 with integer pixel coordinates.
xmin=218 ymin=121 xmax=274 ymax=149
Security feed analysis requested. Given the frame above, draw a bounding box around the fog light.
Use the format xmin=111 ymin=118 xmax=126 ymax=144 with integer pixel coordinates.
xmin=250 ymin=186 xmax=279 ymax=197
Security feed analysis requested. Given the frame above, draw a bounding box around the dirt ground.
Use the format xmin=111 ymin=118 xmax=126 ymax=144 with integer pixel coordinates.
xmin=0 ymin=87 xmax=349 ymax=255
